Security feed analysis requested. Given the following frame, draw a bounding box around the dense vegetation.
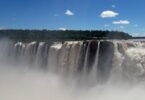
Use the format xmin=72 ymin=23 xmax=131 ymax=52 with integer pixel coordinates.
xmin=0 ymin=29 xmax=132 ymax=41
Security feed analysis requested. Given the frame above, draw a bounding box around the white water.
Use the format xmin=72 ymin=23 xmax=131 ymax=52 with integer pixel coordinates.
xmin=0 ymin=39 xmax=145 ymax=100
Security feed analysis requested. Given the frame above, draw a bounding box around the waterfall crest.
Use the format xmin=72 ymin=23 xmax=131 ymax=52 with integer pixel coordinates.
xmin=1 ymin=39 xmax=145 ymax=83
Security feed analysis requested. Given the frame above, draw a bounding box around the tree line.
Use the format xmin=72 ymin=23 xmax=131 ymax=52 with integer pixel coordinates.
xmin=0 ymin=29 xmax=132 ymax=41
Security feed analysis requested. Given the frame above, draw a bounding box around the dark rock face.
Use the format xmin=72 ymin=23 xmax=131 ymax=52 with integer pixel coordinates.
xmin=117 ymin=43 xmax=125 ymax=55
xmin=87 ymin=41 xmax=98 ymax=72
xmin=77 ymin=41 xmax=88 ymax=72
xmin=97 ymin=41 xmax=114 ymax=82
xmin=77 ymin=41 xmax=99 ymax=73
xmin=77 ymin=41 xmax=115 ymax=82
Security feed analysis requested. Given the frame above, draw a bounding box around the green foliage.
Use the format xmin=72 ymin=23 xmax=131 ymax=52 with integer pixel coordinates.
xmin=0 ymin=29 xmax=132 ymax=41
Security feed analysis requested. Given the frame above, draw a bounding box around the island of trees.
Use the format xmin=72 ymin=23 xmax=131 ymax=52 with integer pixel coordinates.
xmin=0 ymin=29 xmax=132 ymax=41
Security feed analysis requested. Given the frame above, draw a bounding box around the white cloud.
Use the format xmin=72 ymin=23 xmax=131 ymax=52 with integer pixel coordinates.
xmin=65 ymin=9 xmax=74 ymax=16
xmin=58 ymin=27 xmax=67 ymax=31
xmin=112 ymin=5 xmax=116 ymax=8
xmin=112 ymin=20 xmax=130 ymax=25
xmin=100 ymin=10 xmax=119 ymax=18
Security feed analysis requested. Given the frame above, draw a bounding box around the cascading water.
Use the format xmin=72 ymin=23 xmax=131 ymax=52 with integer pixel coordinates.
xmin=1 ymin=39 xmax=145 ymax=100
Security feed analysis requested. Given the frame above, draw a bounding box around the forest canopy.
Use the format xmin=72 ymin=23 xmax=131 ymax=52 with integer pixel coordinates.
xmin=0 ymin=29 xmax=132 ymax=41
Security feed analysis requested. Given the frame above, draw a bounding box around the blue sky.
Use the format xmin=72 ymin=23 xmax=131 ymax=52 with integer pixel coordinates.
xmin=0 ymin=0 xmax=145 ymax=36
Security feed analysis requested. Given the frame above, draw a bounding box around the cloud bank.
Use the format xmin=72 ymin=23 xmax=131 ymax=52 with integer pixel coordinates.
xmin=112 ymin=20 xmax=130 ymax=25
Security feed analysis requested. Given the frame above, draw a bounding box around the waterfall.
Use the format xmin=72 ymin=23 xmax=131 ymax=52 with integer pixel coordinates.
xmin=2 ymin=39 xmax=145 ymax=82
xmin=1 ymin=39 xmax=145 ymax=100
xmin=89 ymin=41 xmax=100 ymax=83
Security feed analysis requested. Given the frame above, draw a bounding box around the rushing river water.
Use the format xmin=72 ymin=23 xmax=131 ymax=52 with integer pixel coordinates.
xmin=0 ymin=39 xmax=145 ymax=100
